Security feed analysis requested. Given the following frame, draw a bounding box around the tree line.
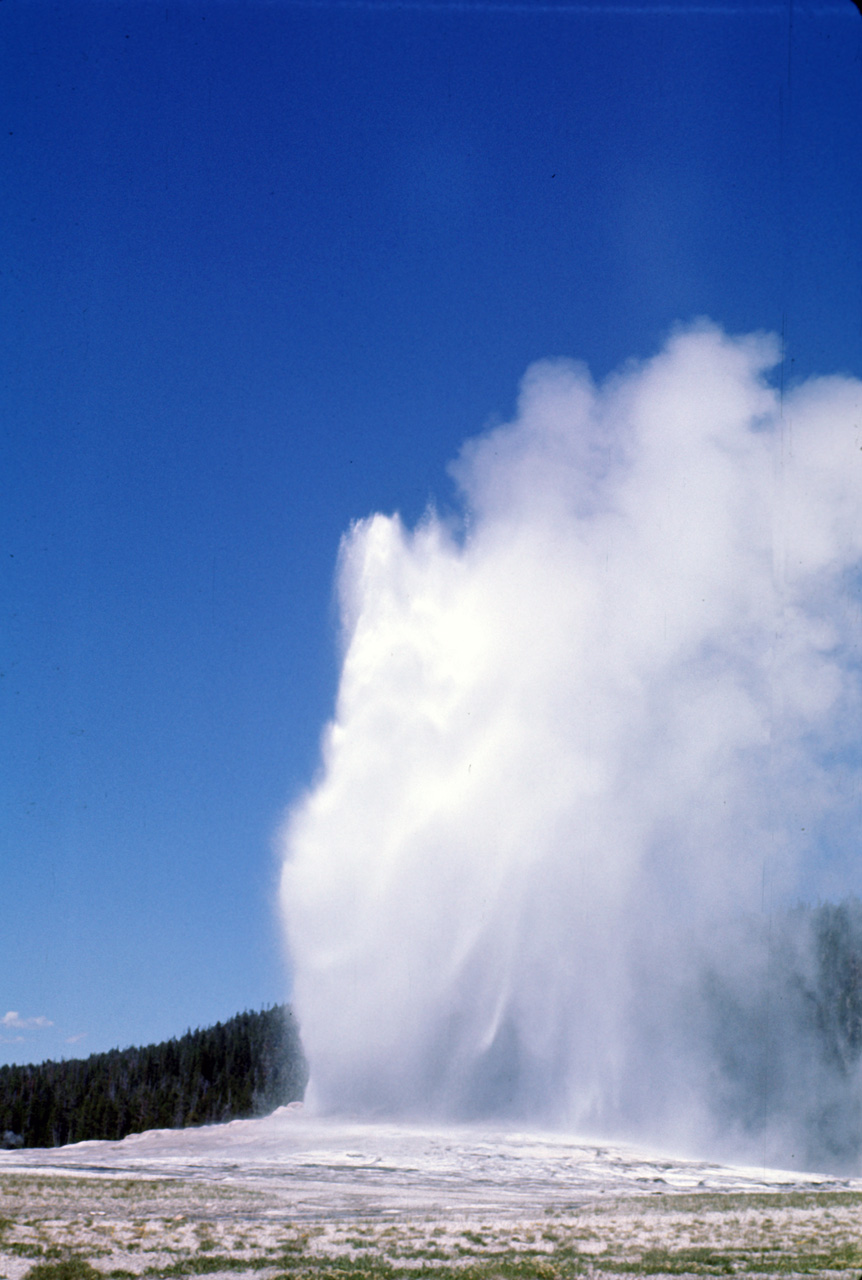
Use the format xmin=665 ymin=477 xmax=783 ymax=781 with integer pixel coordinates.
xmin=0 ymin=1004 xmax=307 ymax=1149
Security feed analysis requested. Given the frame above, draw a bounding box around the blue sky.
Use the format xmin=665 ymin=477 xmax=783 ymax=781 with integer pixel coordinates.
xmin=2 ymin=0 xmax=861 ymax=1068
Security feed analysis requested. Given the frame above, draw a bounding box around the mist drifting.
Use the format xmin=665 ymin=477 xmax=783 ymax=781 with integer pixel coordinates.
xmin=280 ymin=323 xmax=862 ymax=1170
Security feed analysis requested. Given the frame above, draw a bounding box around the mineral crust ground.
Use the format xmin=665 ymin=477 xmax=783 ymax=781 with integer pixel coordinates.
xmin=2 ymin=1112 xmax=860 ymax=1279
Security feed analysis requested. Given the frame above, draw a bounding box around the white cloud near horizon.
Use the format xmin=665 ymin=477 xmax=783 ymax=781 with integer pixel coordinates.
xmin=2 ymin=1011 xmax=54 ymax=1030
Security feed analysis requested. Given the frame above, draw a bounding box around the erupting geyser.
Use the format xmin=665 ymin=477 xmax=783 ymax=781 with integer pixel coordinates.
xmin=280 ymin=322 xmax=862 ymax=1171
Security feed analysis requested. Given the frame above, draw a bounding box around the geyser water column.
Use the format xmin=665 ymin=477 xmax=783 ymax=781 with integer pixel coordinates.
xmin=280 ymin=322 xmax=862 ymax=1151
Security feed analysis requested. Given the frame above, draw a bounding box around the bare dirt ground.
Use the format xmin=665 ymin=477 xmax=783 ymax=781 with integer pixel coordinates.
xmin=2 ymin=1115 xmax=860 ymax=1279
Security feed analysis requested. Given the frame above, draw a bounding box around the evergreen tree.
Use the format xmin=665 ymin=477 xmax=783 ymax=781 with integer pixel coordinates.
xmin=0 ymin=1005 xmax=307 ymax=1149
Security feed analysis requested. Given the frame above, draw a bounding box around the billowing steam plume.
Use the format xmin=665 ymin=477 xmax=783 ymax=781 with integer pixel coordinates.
xmin=280 ymin=322 xmax=862 ymax=1170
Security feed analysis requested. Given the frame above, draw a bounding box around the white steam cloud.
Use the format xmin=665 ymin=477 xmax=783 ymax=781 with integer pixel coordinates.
xmin=280 ymin=322 xmax=862 ymax=1168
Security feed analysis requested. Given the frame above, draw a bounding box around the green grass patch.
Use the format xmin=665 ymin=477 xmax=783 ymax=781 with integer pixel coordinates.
xmin=608 ymin=1247 xmax=738 ymax=1274
xmin=23 ymin=1257 xmax=104 ymax=1280
xmin=8 ymin=1241 xmax=51 ymax=1258
xmin=145 ymin=1257 xmax=261 ymax=1277
xmin=647 ymin=1188 xmax=862 ymax=1214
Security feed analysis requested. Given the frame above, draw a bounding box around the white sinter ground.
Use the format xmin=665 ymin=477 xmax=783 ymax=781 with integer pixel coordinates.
xmin=1 ymin=1110 xmax=854 ymax=1216
xmin=3 ymin=1113 xmax=862 ymax=1280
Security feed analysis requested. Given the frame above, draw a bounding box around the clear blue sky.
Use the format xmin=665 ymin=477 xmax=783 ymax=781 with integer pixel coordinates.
xmin=2 ymin=0 xmax=861 ymax=1068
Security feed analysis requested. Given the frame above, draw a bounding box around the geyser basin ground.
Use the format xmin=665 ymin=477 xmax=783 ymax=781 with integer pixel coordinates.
xmin=2 ymin=1113 xmax=862 ymax=1278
